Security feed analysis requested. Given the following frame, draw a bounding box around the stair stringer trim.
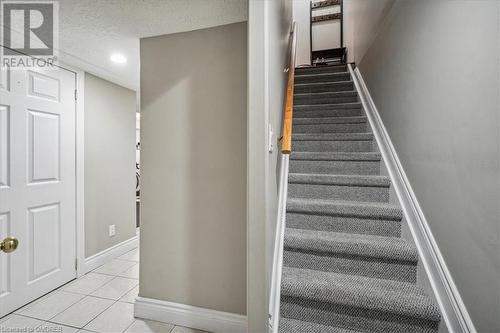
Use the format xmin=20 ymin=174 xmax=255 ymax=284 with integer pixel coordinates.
xmin=348 ymin=64 xmax=476 ymax=333
xmin=269 ymin=154 xmax=290 ymax=333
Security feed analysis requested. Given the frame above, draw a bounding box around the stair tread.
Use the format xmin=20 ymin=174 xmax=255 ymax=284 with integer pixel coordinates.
xmin=289 ymin=173 xmax=390 ymax=187
xmin=284 ymin=228 xmax=418 ymax=262
xmin=281 ymin=267 xmax=441 ymax=322
xmin=287 ymin=198 xmax=403 ymax=220
xmin=294 ymin=102 xmax=362 ymax=111
xmin=296 ymin=64 xmax=347 ymax=70
xmin=295 ymin=72 xmax=349 ymax=79
xmin=294 ymin=116 xmax=367 ymax=125
xmin=290 ymin=152 xmax=381 ymax=161
xmin=295 ymin=91 xmax=357 ymax=98
xmin=292 ymin=133 xmax=373 ymax=141
xmin=279 ymin=318 xmax=362 ymax=333
xmin=295 ymin=103 xmax=362 ymax=110
xmin=295 ymin=80 xmax=353 ymax=87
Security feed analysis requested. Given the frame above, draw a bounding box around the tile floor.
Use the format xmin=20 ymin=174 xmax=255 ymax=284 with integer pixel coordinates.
xmin=0 ymin=247 xmax=207 ymax=333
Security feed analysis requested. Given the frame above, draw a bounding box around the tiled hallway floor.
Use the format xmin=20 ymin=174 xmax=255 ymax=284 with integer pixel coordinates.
xmin=0 ymin=247 xmax=207 ymax=333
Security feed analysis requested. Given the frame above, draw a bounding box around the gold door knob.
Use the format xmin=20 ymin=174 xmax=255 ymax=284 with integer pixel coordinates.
xmin=0 ymin=237 xmax=18 ymax=253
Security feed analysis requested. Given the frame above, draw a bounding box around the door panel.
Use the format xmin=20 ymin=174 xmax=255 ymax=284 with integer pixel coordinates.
xmin=0 ymin=106 xmax=9 ymax=187
xmin=27 ymin=70 xmax=61 ymax=102
xmin=28 ymin=203 xmax=61 ymax=282
xmin=28 ymin=110 xmax=60 ymax=183
xmin=0 ymin=57 xmax=76 ymax=317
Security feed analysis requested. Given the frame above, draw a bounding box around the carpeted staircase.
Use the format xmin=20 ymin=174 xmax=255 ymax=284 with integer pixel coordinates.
xmin=278 ymin=64 xmax=441 ymax=333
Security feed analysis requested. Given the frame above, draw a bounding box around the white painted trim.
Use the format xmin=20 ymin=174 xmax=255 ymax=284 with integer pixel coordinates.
xmin=44 ymin=61 xmax=86 ymax=278
xmin=134 ymin=297 xmax=247 ymax=333
xmin=74 ymin=68 xmax=86 ymax=277
xmin=71 ymin=68 xmax=139 ymax=277
xmin=268 ymin=154 xmax=289 ymax=333
xmin=348 ymin=64 xmax=477 ymax=333
xmin=80 ymin=235 xmax=138 ymax=274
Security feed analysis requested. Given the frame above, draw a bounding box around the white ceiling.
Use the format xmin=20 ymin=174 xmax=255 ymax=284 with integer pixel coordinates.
xmin=58 ymin=0 xmax=248 ymax=90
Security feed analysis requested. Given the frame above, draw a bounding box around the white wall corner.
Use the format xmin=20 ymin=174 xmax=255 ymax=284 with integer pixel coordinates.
xmin=348 ymin=64 xmax=477 ymax=333
xmin=134 ymin=297 xmax=247 ymax=333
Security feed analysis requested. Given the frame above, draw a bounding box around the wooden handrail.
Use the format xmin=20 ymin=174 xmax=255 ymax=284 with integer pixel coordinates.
xmin=281 ymin=22 xmax=298 ymax=154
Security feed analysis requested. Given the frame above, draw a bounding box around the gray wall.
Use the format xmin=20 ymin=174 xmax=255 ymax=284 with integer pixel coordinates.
xmin=356 ymin=1 xmax=500 ymax=331
xmin=247 ymin=0 xmax=292 ymax=330
xmin=139 ymin=22 xmax=247 ymax=315
xmin=343 ymin=0 xmax=395 ymax=63
xmin=84 ymin=73 xmax=137 ymax=257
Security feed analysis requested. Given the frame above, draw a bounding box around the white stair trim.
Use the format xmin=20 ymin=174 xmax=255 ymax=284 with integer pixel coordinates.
xmin=268 ymin=154 xmax=290 ymax=333
xmin=348 ymin=64 xmax=476 ymax=333
xmin=134 ymin=297 xmax=247 ymax=333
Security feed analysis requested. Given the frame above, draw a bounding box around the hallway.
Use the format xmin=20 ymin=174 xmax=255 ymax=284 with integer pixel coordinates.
xmin=0 ymin=246 xmax=206 ymax=333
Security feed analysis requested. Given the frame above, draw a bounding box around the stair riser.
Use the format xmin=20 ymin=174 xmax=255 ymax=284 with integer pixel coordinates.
xmin=284 ymin=251 xmax=417 ymax=283
xmin=280 ymin=297 xmax=439 ymax=333
xmin=295 ymin=66 xmax=347 ymax=75
xmin=288 ymin=183 xmax=389 ymax=202
xmin=285 ymin=213 xmax=401 ymax=237
xmin=293 ymin=123 xmax=367 ymax=134
xmin=289 ymin=160 xmax=380 ymax=175
xmin=292 ymin=140 xmax=374 ymax=152
xmin=295 ymin=95 xmax=358 ymax=105
xmin=295 ymin=74 xmax=350 ymax=84
xmin=294 ymin=82 xmax=354 ymax=94
xmin=294 ymin=109 xmax=362 ymax=118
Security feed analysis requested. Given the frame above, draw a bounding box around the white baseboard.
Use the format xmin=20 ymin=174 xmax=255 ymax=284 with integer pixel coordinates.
xmin=79 ymin=235 xmax=139 ymax=275
xmin=348 ymin=64 xmax=476 ymax=333
xmin=134 ymin=297 xmax=247 ymax=333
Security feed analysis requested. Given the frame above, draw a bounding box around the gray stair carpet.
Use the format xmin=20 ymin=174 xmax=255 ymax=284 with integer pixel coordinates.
xmin=279 ymin=64 xmax=441 ymax=333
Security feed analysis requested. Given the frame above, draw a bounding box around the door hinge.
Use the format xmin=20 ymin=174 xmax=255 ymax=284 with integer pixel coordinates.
xmin=75 ymin=258 xmax=78 ymax=271
xmin=74 ymin=89 xmax=77 ymax=101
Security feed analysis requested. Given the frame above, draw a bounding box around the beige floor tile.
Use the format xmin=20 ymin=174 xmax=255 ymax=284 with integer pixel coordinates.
xmin=0 ymin=314 xmax=12 ymax=325
xmin=125 ymin=319 xmax=174 ymax=333
xmin=90 ymin=277 xmax=138 ymax=300
xmin=93 ymin=259 xmax=136 ymax=276
xmin=61 ymin=273 xmax=114 ymax=295
xmin=119 ymin=248 xmax=139 ymax=262
xmin=118 ymin=263 xmax=139 ymax=279
xmin=83 ymin=301 xmax=134 ymax=333
xmin=15 ymin=291 xmax=84 ymax=320
xmin=0 ymin=314 xmax=44 ymax=330
xmin=51 ymin=296 xmax=114 ymax=328
xmin=119 ymin=286 xmax=139 ymax=303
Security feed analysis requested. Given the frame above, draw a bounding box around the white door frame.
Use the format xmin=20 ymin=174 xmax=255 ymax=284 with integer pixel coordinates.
xmin=25 ymin=60 xmax=86 ymax=278
xmin=43 ymin=61 xmax=84 ymax=278
xmin=67 ymin=64 xmax=138 ymax=276
xmin=69 ymin=63 xmax=86 ymax=278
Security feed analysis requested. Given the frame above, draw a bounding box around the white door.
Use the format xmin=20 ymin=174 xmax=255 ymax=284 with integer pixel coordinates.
xmin=0 ymin=59 xmax=77 ymax=317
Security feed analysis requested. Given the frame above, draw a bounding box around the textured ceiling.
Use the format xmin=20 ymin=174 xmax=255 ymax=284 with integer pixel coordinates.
xmin=58 ymin=0 xmax=248 ymax=90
